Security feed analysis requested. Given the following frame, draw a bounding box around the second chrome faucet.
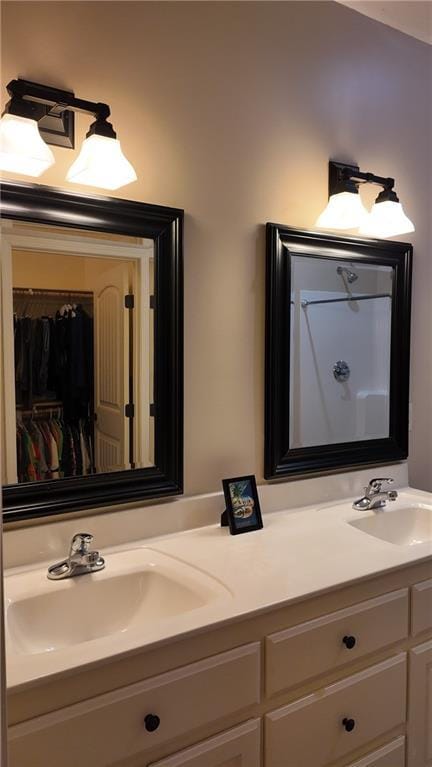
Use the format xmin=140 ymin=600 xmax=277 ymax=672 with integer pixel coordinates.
xmin=352 ymin=478 xmax=398 ymax=511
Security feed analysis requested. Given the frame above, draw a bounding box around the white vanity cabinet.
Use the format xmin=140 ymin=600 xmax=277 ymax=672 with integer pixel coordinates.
xmin=7 ymin=562 xmax=432 ymax=767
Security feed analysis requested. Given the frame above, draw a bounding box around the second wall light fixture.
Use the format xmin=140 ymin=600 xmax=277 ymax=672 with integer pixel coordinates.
xmin=316 ymin=161 xmax=414 ymax=238
xmin=0 ymin=79 xmax=137 ymax=190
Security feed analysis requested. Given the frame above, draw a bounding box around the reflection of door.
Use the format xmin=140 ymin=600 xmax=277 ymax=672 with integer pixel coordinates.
xmin=94 ymin=262 xmax=130 ymax=473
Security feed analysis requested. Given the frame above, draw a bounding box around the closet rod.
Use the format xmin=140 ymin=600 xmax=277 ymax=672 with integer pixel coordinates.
xmin=13 ymin=287 xmax=93 ymax=297
xmin=17 ymin=400 xmax=63 ymax=413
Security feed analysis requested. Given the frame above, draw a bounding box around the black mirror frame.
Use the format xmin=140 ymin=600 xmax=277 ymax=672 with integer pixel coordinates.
xmin=1 ymin=181 xmax=183 ymax=521
xmin=265 ymin=223 xmax=412 ymax=480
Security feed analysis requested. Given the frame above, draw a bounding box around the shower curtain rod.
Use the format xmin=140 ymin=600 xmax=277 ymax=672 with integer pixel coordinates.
xmin=301 ymin=292 xmax=391 ymax=308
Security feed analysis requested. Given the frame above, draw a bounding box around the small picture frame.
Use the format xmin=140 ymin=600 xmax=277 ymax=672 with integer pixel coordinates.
xmin=222 ymin=475 xmax=263 ymax=535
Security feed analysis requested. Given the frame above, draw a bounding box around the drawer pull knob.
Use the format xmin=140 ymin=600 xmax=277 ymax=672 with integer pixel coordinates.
xmin=342 ymin=717 xmax=356 ymax=733
xmin=144 ymin=714 xmax=160 ymax=732
xmin=342 ymin=635 xmax=356 ymax=649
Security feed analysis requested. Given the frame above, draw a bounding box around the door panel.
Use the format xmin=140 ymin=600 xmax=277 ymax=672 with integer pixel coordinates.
xmin=94 ymin=262 xmax=130 ymax=472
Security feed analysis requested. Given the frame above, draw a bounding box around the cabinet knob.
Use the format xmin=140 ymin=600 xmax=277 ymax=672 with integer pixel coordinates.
xmin=144 ymin=714 xmax=160 ymax=732
xmin=342 ymin=635 xmax=356 ymax=649
xmin=342 ymin=717 xmax=356 ymax=732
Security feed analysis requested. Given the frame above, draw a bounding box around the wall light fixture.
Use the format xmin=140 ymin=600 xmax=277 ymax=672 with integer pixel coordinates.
xmin=0 ymin=79 xmax=137 ymax=190
xmin=316 ymin=161 xmax=414 ymax=238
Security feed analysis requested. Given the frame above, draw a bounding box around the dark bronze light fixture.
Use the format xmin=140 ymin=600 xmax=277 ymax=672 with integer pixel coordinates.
xmin=316 ymin=161 xmax=414 ymax=238
xmin=0 ymin=79 xmax=137 ymax=189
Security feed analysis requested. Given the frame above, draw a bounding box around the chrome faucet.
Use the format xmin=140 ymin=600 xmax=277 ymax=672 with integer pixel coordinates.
xmin=353 ymin=478 xmax=398 ymax=511
xmin=47 ymin=533 xmax=105 ymax=580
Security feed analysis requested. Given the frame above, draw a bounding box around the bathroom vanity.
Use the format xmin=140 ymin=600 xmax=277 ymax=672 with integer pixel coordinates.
xmin=0 ymin=182 xmax=424 ymax=767
xmin=5 ymin=488 xmax=432 ymax=767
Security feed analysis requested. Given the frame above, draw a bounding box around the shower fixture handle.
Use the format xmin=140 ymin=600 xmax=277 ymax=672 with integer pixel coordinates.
xmin=337 ymin=265 xmax=358 ymax=284
xmin=333 ymin=360 xmax=350 ymax=383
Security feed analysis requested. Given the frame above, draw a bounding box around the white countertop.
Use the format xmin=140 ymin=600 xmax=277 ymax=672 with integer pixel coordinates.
xmin=5 ymin=487 xmax=432 ymax=692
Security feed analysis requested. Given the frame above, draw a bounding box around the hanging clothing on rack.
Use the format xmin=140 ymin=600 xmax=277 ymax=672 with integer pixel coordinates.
xmin=14 ymin=302 xmax=94 ymax=416
xmin=14 ymin=315 xmax=34 ymax=408
xmin=33 ymin=317 xmax=51 ymax=397
xmin=54 ymin=304 xmax=94 ymax=423
xmin=16 ymin=414 xmax=93 ymax=483
xmin=13 ymin=288 xmax=95 ymax=484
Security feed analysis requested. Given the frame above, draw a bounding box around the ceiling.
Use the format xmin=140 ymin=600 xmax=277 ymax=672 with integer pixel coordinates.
xmin=337 ymin=1 xmax=432 ymax=45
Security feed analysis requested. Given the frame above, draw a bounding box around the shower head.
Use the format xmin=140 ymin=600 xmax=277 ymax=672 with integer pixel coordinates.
xmin=337 ymin=266 xmax=358 ymax=284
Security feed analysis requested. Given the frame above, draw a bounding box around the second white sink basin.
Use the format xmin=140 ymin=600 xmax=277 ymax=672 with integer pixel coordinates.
xmin=6 ymin=547 xmax=231 ymax=655
xmin=349 ymin=506 xmax=432 ymax=546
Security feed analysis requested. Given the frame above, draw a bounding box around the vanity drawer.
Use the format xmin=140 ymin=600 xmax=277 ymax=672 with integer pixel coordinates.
xmin=148 ymin=718 xmax=261 ymax=766
xmin=411 ymin=578 xmax=432 ymax=636
xmin=266 ymin=588 xmax=408 ymax=695
xmin=345 ymin=736 xmax=405 ymax=766
xmin=265 ymin=653 xmax=407 ymax=767
xmin=8 ymin=642 xmax=261 ymax=767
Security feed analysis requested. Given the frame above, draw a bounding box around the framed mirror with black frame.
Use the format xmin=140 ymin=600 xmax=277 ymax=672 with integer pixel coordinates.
xmin=265 ymin=224 xmax=412 ymax=480
xmin=0 ymin=181 xmax=183 ymax=522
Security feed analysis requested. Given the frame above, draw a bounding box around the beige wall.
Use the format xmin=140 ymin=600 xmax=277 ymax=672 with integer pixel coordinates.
xmin=12 ymin=251 xmax=132 ymax=293
xmin=1 ymin=1 xmax=431 ymax=495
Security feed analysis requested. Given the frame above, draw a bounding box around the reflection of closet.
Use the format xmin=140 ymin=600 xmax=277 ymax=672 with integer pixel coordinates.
xmin=14 ymin=287 xmax=95 ymax=484
xmin=1 ymin=226 xmax=154 ymax=486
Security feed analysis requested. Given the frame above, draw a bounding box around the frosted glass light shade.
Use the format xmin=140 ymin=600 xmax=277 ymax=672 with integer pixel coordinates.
xmin=0 ymin=114 xmax=55 ymax=177
xmin=359 ymin=200 xmax=415 ymax=238
xmin=316 ymin=191 xmax=368 ymax=230
xmin=66 ymin=134 xmax=137 ymax=190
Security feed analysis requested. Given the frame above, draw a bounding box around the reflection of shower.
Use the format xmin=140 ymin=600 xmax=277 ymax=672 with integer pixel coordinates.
xmin=337 ymin=265 xmax=358 ymax=284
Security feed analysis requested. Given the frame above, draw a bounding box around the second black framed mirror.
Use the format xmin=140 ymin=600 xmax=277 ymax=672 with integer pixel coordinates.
xmin=265 ymin=224 xmax=412 ymax=480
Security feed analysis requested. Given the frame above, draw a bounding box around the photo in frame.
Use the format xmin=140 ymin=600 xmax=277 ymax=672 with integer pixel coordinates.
xmin=222 ymin=475 xmax=263 ymax=535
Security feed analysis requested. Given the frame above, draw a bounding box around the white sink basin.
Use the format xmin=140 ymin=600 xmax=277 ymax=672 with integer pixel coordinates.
xmin=5 ymin=547 xmax=231 ymax=655
xmin=349 ymin=506 xmax=432 ymax=546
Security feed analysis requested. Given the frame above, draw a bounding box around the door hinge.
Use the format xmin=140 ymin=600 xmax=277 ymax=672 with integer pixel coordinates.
xmin=149 ymin=294 xmax=155 ymax=310
xmin=125 ymin=403 xmax=135 ymax=418
xmin=125 ymin=294 xmax=135 ymax=309
xmin=150 ymin=403 xmax=155 ymax=417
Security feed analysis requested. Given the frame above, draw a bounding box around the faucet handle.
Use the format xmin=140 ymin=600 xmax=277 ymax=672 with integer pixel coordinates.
xmin=367 ymin=477 xmax=394 ymax=492
xmin=70 ymin=533 xmax=93 ymax=555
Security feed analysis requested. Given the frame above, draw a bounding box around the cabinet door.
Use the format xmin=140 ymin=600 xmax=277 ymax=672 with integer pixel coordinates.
xmin=407 ymin=639 xmax=432 ymax=767
xmin=411 ymin=580 xmax=432 ymax=636
xmin=149 ymin=719 xmax=261 ymax=766
xmin=266 ymin=653 xmax=406 ymax=767
xmin=346 ymin=736 xmax=405 ymax=766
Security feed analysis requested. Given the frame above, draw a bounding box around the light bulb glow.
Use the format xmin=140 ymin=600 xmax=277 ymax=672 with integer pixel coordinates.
xmin=0 ymin=114 xmax=55 ymax=177
xmin=66 ymin=134 xmax=137 ymax=190
xmin=316 ymin=191 xmax=368 ymax=230
xmin=359 ymin=200 xmax=415 ymax=238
